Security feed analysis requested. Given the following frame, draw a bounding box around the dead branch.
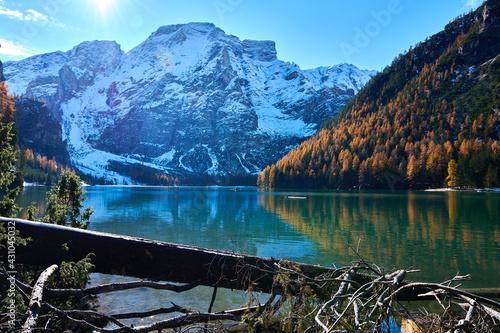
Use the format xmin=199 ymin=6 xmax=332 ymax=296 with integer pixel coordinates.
xmin=451 ymin=299 xmax=477 ymax=332
xmin=348 ymin=243 xmax=382 ymax=277
xmin=133 ymin=312 xmax=241 ymax=333
xmin=112 ymin=303 xmax=190 ymax=320
xmin=389 ymin=282 xmax=500 ymax=310
xmin=45 ymin=302 xmax=119 ymax=332
xmin=458 ymin=294 xmax=500 ymax=321
xmin=49 ymin=306 xmax=127 ymax=328
xmin=45 ymin=301 xmax=241 ymax=333
xmin=314 ymin=268 xmax=420 ymax=332
xmin=45 ymin=278 xmax=205 ymax=297
xmin=0 ymin=267 xmax=204 ymax=298
xmin=22 ymin=264 xmax=58 ymax=333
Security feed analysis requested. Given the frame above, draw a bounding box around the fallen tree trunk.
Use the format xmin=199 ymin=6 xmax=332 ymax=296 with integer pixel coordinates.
xmin=2 ymin=217 xmax=500 ymax=300
xmin=1 ymin=217 xmax=341 ymax=294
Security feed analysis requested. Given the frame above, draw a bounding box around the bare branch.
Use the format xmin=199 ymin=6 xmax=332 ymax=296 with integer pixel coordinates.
xmin=54 ymin=307 xmax=126 ymax=328
xmin=348 ymin=243 xmax=382 ymax=277
xmin=44 ymin=278 xmax=205 ymax=297
xmin=44 ymin=302 xmax=241 ymax=333
xmin=448 ymin=299 xmax=476 ymax=333
xmin=389 ymin=282 xmax=500 ymax=309
xmin=443 ymin=273 xmax=472 ymax=286
xmin=22 ymin=264 xmax=58 ymax=333
xmin=112 ymin=303 xmax=190 ymax=320
xmin=129 ymin=312 xmax=241 ymax=333
xmin=45 ymin=303 xmax=118 ymax=332
xmin=479 ymin=304 xmax=500 ymax=321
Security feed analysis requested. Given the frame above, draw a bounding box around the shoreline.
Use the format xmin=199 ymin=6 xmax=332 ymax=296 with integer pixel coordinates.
xmin=22 ymin=182 xmax=500 ymax=193
xmin=425 ymin=187 xmax=500 ymax=192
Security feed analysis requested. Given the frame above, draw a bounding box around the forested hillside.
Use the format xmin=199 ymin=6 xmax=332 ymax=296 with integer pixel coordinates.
xmin=258 ymin=0 xmax=500 ymax=189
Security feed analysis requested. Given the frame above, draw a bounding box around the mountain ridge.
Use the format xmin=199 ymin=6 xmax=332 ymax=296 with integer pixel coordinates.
xmin=258 ymin=0 xmax=500 ymax=189
xmin=4 ymin=22 xmax=375 ymax=184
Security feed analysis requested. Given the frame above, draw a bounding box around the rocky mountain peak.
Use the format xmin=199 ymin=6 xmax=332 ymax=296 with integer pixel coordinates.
xmin=66 ymin=40 xmax=124 ymax=74
xmin=242 ymin=40 xmax=277 ymax=62
xmin=153 ymin=22 xmax=218 ymax=37
xmin=4 ymin=23 xmax=375 ymax=184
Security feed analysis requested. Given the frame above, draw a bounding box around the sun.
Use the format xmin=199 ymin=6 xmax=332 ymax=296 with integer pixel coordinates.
xmin=88 ymin=0 xmax=116 ymax=17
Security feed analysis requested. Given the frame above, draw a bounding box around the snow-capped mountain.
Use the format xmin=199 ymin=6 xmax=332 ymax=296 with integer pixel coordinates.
xmin=4 ymin=23 xmax=375 ymax=184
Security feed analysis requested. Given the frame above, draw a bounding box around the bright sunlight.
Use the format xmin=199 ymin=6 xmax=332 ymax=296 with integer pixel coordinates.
xmin=88 ymin=0 xmax=116 ymax=17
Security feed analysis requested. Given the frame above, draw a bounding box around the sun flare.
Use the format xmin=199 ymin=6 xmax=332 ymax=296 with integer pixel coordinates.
xmin=88 ymin=0 xmax=116 ymax=17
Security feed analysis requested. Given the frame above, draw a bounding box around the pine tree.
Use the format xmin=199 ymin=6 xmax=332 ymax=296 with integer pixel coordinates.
xmin=43 ymin=172 xmax=94 ymax=229
xmin=0 ymin=122 xmax=20 ymax=217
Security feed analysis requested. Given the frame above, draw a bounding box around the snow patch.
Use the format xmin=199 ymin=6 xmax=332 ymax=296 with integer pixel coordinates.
xmin=179 ymin=153 xmax=193 ymax=172
xmin=256 ymin=105 xmax=317 ymax=138
xmin=153 ymin=149 xmax=176 ymax=165
xmin=235 ymin=154 xmax=250 ymax=173
xmin=205 ymin=145 xmax=219 ymax=174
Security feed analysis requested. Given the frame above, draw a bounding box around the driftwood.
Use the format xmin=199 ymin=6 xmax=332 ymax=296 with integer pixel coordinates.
xmin=313 ymin=269 xmax=500 ymax=332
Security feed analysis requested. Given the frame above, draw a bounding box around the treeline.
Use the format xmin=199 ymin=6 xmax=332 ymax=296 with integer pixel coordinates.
xmin=258 ymin=3 xmax=500 ymax=190
xmin=154 ymin=172 xmax=257 ymax=186
xmin=19 ymin=148 xmax=72 ymax=186
xmin=258 ymin=137 xmax=500 ymax=190
xmin=105 ymin=160 xmax=257 ymax=185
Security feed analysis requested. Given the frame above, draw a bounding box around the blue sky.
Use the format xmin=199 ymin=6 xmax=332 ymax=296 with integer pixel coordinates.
xmin=0 ymin=0 xmax=483 ymax=71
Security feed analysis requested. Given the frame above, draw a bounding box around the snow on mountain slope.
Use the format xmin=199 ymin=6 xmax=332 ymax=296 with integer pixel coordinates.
xmin=4 ymin=22 xmax=375 ymax=184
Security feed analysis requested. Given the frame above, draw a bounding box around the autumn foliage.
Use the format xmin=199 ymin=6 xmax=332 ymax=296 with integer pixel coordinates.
xmin=259 ymin=6 xmax=500 ymax=189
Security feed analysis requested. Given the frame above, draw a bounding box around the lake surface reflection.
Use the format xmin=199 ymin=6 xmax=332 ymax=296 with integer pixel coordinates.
xmin=17 ymin=186 xmax=500 ymax=324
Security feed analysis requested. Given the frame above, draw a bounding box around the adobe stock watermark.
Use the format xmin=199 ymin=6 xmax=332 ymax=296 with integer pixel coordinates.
xmin=213 ymin=0 xmax=244 ymax=21
xmin=340 ymin=0 xmax=406 ymax=63
xmin=5 ymin=220 xmax=18 ymax=328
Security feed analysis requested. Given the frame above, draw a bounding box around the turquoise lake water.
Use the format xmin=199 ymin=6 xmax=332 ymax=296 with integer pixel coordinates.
xmin=17 ymin=186 xmax=500 ymax=325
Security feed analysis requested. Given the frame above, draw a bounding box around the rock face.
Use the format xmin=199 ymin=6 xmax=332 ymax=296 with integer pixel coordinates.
xmin=459 ymin=0 xmax=500 ymax=66
xmin=4 ymin=23 xmax=375 ymax=184
xmin=2 ymin=57 xmax=69 ymax=164
xmin=14 ymin=98 xmax=71 ymax=165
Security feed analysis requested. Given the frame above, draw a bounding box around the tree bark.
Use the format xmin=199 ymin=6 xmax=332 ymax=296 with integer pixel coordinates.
xmin=2 ymin=217 xmax=341 ymax=294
